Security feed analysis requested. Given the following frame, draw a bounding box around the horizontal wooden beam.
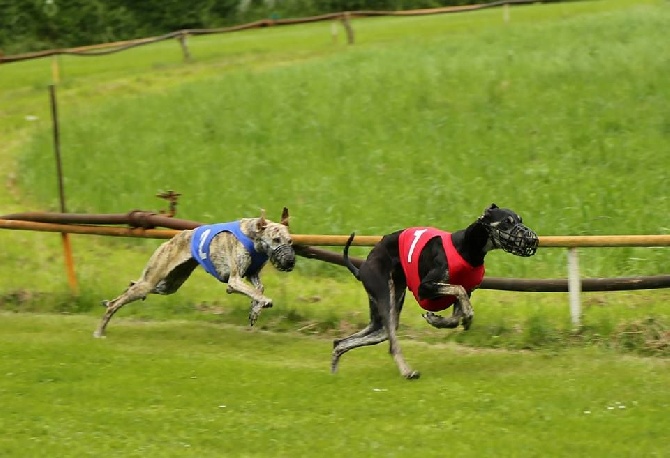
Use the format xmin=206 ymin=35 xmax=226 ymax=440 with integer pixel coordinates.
xmin=2 ymin=219 xmax=669 ymax=293
xmin=2 ymin=219 xmax=670 ymax=247
xmin=291 ymin=233 xmax=670 ymax=247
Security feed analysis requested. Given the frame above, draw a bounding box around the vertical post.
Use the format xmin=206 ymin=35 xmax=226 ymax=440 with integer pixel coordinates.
xmin=178 ymin=32 xmax=191 ymax=62
xmin=503 ymin=3 xmax=510 ymax=24
xmin=51 ymin=55 xmax=61 ymax=84
xmin=331 ymin=19 xmax=339 ymax=44
xmin=49 ymin=84 xmax=79 ymax=295
xmin=45 ymin=0 xmax=60 ymax=83
xmin=341 ymin=12 xmax=355 ymax=45
xmin=567 ymin=247 xmax=581 ymax=328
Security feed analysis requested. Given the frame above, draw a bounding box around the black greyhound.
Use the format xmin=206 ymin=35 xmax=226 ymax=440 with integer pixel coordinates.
xmin=332 ymin=204 xmax=538 ymax=379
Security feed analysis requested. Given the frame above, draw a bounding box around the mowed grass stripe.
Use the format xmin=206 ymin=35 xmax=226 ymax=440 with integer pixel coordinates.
xmin=1 ymin=313 xmax=668 ymax=457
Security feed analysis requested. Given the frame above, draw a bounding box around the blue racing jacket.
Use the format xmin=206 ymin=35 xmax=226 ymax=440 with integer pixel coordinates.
xmin=190 ymin=221 xmax=268 ymax=281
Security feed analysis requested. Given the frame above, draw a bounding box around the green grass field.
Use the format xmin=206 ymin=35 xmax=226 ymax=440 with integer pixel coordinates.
xmin=1 ymin=1 xmax=669 ymax=455
xmin=1 ymin=313 xmax=669 ymax=457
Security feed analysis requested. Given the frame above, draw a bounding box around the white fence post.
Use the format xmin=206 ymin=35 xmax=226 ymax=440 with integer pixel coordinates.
xmin=567 ymin=247 xmax=582 ymax=327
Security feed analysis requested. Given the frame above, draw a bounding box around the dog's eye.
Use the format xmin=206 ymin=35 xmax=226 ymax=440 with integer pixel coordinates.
xmin=507 ymin=216 xmax=515 ymax=225
xmin=273 ymin=237 xmax=281 ymax=244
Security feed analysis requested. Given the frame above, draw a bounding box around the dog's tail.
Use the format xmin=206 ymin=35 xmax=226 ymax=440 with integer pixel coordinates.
xmin=343 ymin=232 xmax=361 ymax=281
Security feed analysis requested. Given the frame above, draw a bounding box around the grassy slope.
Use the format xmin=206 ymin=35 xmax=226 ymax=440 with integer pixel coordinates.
xmin=13 ymin=0 xmax=670 ymax=275
xmin=0 ymin=0 xmax=668 ymax=352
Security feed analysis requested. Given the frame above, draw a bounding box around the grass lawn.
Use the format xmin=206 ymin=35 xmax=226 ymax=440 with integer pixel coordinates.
xmin=1 ymin=313 xmax=668 ymax=457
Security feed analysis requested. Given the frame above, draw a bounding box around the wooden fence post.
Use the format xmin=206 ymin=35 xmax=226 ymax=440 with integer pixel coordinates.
xmin=178 ymin=32 xmax=192 ymax=62
xmin=51 ymin=55 xmax=61 ymax=84
xmin=48 ymin=84 xmax=79 ymax=295
xmin=341 ymin=12 xmax=355 ymax=45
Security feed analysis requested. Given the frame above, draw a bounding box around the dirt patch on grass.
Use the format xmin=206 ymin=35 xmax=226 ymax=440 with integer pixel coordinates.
xmin=613 ymin=317 xmax=670 ymax=356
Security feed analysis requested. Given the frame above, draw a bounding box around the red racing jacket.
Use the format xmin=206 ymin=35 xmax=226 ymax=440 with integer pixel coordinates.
xmin=398 ymin=227 xmax=485 ymax=312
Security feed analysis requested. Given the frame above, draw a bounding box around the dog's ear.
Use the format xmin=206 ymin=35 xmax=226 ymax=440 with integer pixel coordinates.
xmin=256 ymin=209 xmax=268 ymax=232
xmin=280 ymin=207 xmax=290 ymax=227
xmin=479 ymin=203 xmax=498 ymax=223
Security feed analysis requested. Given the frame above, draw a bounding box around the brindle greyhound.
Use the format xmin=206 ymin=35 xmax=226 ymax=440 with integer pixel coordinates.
xmin=332 ymin=204 xmax=538 ymax=379
xmin=93 ymin=208 xmax=295 ymax=338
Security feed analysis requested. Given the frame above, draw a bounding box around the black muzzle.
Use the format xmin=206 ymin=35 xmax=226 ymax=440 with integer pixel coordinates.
xmin=490 ymin=224 xmax=539 ymax=257
xmin=270 ymin=244 xmax=295 ymax=272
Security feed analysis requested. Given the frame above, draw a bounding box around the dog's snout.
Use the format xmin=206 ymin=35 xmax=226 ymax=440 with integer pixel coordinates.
xmin=270 ymin=244 xmax=296 ymax=272
xmin=284 ymin=256 xmax=296 ymax=271
xmin=491 ymin=222 xmax=539 ymax=257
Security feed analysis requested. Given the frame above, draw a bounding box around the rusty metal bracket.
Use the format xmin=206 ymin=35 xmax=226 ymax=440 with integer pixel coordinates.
xmin=126 ymin=210 xmax=158 ymax=229
xmin=156 ymin=190 xmax=181 ymax=217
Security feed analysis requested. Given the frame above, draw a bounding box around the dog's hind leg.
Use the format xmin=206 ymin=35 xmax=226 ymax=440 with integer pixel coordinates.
xmin=385 ymin=277 xmax=420 ymax=379
xmin=331 ymin=322 xmax=387 ymax=374
xmin=332 ymin=282 xmax=418 ymax=379
xmin=332 ymin=322 xmax=376 ymax=349
xmin=333 ymin=293 xmax=383 ymax=348
xmin=93 ymin=232 xmax=195 ymax=338
xmin=93 ymin=281 xmax=154 ymax=338
xmin=331 ymin=281 xmax=388 ymax=372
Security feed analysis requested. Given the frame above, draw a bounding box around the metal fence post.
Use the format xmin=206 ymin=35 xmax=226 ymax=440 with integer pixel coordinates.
xmin=49 ymin=84 xmax=79 ymax=295
xmin=567 ymin=247 xmax=581 ymax=327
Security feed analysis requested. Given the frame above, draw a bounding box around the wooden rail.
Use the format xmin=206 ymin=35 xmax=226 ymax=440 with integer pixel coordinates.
xmin=1 ymin=218 xmax=668 ymax=328
xmin=0 ymin=0 xmax=535 ymax=65
xmin=2 ymin=219 xmax=670 ymax=247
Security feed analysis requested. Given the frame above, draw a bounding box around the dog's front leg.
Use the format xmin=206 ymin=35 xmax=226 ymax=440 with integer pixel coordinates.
xmin=226 ymin=275 xmax=272 ymax=326
xmin=248 ymin=274 xmax=265 ymax=295
xmin=247 ymin=274 xmax=270 ymax=326
xmin=424 ymin=283 xmax=474 ymax=330
xmin=422 ymin=309 xmax=462 ymax=329
xmin=423 ymin=295 xmax=469 ymax=329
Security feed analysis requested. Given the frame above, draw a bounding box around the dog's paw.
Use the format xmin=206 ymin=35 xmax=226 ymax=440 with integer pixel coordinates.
xmin=248 ymin=311 xmax=260 ymax=327
xmin=423 ymin=312 xmax=460 ymax=329
xmin=423 ymin=312 xmax=442 ymax=327
xmin=404 ymin=370 xmax=421 ymax=380
xmin=422 ymin=311 xmax=437 ymax=323
xmin=423 ymin=311 xmax=444 ymax=326
xmin=248 ymin=304 xmax=263 ymax=326
xmin=248 ymin=298 xmax=273 ymax=326
xmin=461 ymin=314 xmax=474 ymax=331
